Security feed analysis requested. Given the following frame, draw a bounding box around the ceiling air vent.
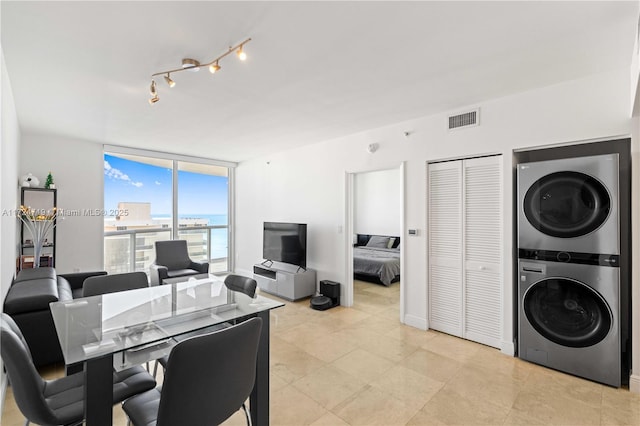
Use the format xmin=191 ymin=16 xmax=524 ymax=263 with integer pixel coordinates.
xmin=448 ymin=109 xmax=479 ymax=130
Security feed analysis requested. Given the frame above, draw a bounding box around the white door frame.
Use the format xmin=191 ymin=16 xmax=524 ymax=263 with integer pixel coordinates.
xmin=343 ymin=163 xmax=406 ymax=323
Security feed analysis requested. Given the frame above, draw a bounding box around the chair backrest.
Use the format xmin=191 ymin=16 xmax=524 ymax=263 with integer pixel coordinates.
xmin=224 ymin=274 xmax=257 ymax=298
xmin=0 ymin=313 xmax=56 ymax=425
xmin=82 ymin=271 xmax=149 ymax=297
xmin=156 ymin=317 xmax=263 ymax=426
xmin=154 ymin=240 xmax=192 ymax=270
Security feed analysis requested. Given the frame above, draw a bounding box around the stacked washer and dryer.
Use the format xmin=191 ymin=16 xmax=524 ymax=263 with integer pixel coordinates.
xmin=517 ymin=153 xmax=622 ymax=387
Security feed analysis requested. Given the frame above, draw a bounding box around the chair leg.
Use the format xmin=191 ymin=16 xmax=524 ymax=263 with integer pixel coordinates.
xmin=241 ymin=403 xmax=252 ymax=426
xmin=24 ymin=419 xmax=29 ymax=426
xmin=152 ymin=360 xmax=159 ymax=379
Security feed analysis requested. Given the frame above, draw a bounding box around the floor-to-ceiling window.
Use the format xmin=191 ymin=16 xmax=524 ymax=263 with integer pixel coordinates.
xmin=177 ymin=161 xmax=230 ymax=273
xmin=103 ymin=147 xmax=235 ymax=275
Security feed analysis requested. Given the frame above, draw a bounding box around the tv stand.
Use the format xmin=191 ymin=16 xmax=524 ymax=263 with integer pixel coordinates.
xmin=253 ymin=263 xmax=316 ymax=301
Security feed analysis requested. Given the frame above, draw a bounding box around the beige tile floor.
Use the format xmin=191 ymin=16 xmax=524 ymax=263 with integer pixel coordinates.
xmin=3 ymin=279 xmax=640 ymax=425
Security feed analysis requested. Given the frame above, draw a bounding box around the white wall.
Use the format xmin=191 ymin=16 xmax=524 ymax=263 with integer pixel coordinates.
xmin=19 ymin=133 xmax=104 ymax=273
xmin=631 ymin=12 xmax=640 ymax=116
xmin=631 ymin=114 xmax=640 ymax=393
xmin=0 ymin=46 xmax=20 ymax=416
xmin=1 ymin=51 xmax=19 ymax=302
xmin=626 ymin=8 xmax=639 ymax=388
xmin=236 ymin=67 xmax=635 ymax=361
xmin=354 ymin=168 xmax=400 ymax=237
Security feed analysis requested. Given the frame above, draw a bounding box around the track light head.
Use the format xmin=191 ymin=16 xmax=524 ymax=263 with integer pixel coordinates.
xmin=164 ymin=74 xmax=175 ymax=88
xmin=150 ymin=80 xmax=157 ymax=96
xmin=237 ymin=45 xmax=247 ymax=61
xmin=149 ymin=95 xmax=159 ymax=105
xmin=209 ymin=61 xmax=221 ymax=74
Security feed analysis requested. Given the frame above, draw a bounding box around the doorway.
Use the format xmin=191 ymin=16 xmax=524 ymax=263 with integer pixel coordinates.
xmin=344 ymin=164 xmax=405 ymax=323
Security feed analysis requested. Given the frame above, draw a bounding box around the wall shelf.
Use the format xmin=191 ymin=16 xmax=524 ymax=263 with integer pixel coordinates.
xmin=19 ymin=187 xmax=57 ymax=270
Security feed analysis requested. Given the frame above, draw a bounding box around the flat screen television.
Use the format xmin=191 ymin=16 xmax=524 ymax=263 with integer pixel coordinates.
xmin=263 ymin=222 xmax=307 ymax=269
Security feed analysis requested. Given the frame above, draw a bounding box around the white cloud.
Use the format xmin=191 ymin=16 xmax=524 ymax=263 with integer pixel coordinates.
xmin=104 ymin=160 xmax=144 ymax=187
xmin=155 ymin=181 xmax=161 ymax=185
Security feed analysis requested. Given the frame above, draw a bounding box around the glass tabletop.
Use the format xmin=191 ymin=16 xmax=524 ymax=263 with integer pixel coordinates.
xmin=50 ymin=274 xmax=284 ymax=365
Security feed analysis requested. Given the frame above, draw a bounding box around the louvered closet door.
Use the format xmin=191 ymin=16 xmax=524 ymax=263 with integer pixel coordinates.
xmin=427 ymin=161 xmax=463 ymax=337
xmin=428 ymin=156 xmax=502 ymax=348
xmin=463 ymin=156 xmax=502 ymax=348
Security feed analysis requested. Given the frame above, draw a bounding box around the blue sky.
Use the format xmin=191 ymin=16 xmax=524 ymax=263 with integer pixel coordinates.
xmin=104 ymin=154 xmax=228 ymax=216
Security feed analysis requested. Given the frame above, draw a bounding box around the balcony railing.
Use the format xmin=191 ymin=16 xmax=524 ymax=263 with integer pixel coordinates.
xmin=104 ymin=225 xmax=229 ymax=275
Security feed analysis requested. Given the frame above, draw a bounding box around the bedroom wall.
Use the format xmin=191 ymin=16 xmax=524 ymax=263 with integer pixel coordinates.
xmin=354 ymin=168 xmax=401 ymax=237
xmin=236 ymin=67 xmax=635 ymax=361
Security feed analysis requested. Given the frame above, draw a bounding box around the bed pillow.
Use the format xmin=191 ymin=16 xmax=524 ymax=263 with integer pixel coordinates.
xmin=366 ymin=235 xmax=390 ymax=248
xmin=387 ymin=237 xmax=396 ymax=249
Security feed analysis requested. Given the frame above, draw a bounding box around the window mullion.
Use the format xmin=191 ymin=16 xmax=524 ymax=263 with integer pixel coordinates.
xmin=172 ymin=160 xmax=178 ymax=240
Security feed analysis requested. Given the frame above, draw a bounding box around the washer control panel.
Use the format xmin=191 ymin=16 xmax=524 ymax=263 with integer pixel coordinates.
xmin=518 ymin=248 xmax=619 ymax=267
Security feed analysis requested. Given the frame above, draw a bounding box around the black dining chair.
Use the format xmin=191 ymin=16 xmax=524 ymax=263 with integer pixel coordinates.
xmin=81 ymin=271 xmax=152 ymax=371
xmin=0 ymin=313 xmax=156 ymax=426
xmin=123 ymin=317 xmax=263 ymax=426
xmin=223 ymin=274 xmax=257 ymax=298
xmin=82 ymin=271 xmax=149 ymax=297
xmin=152 ymin=274 xmax=258 ymax=378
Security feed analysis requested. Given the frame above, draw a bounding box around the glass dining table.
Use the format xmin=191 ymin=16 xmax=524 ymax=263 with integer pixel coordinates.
xmin=50 ymin=274 xmax=284 ymax=426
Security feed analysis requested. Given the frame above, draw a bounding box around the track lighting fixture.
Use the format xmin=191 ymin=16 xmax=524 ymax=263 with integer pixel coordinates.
xmin=164 ymin=74 xmax=175 ymax=88
xmin=148 ymin=38 xmax=251 ymax=104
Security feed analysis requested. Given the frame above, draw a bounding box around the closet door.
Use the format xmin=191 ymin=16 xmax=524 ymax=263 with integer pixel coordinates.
xmin=427 ymin=161 xmax=463 ymax=337
xmin=427 ymin=156 xmax=502 ymax=348
xmin=463 ymin=156 xmax=502 ymax=348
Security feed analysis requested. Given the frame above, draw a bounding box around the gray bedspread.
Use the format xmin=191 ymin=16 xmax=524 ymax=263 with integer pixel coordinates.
xmin=353 ymin=246 xmax=400 ymax=286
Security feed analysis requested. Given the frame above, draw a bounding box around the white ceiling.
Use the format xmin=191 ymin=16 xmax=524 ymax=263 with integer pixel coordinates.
xmin=2 ymin=1 xmax=638 ymax=162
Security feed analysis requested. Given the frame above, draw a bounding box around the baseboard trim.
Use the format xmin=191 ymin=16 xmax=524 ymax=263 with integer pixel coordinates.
xmin=500 ymin=340 xmax=515 ymax=356
xmin=403 ymin=314 xmax=427 ymax=330
xmin=629 ymin=374 xmax=640 ymax=394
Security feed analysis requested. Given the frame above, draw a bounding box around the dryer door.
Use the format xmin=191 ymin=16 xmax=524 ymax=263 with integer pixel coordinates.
xmin=523 ymin=171 xmax=610 ymax=238
xmin=523 ymin=277 xmax=612 ymax=348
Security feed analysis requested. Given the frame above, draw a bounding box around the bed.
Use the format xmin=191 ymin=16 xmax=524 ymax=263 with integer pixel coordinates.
xmin=353 ymin=234 xmax=400 ymax=286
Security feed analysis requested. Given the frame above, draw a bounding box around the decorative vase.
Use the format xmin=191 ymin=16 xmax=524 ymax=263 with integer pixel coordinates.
xmin=33 ymin=241 xmax=43 ymax=268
